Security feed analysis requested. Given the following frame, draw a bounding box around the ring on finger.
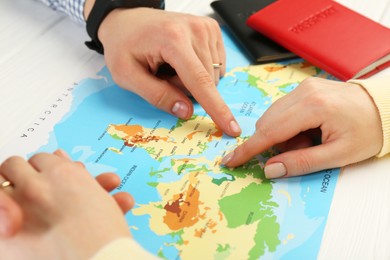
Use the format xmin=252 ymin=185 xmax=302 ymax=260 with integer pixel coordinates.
xmin=212 ymin=63 xmax=223 ymax=69
xmin=0 ymin=180 xmax=13 ymax=189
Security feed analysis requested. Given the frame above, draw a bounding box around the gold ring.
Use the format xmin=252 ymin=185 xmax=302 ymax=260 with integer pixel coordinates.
xmin=212 ymin=63 xmax=222 ymax=69
xmin=0 ymin=180 xmax=13 ymax=189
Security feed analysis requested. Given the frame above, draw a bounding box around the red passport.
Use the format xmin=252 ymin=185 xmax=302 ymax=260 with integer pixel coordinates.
xmin=246 ymin=0 xmax=390 ymax=80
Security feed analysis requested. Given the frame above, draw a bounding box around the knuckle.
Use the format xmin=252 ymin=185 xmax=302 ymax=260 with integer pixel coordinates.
xmin=194 ymin=70 xmax=214 ymax=89
xmin=202 ymin=16 xmax=219 ymax=29
xmin=220 ymin=104 xmax=232 ymax=116
xmin=301 ymin=77 xmax=315 ymax=84
xmin=213 ymin=101 xmax=232 ymax=118
xmin=294 ymin=152 xmax=313 ymax=174
xmin=1 ymin=156 xmax=23 ymax=170
xmin=299 ymin=77 xmax=318 ymax=89
xmin=255 ymin=119 xmax=262 ymax=130
xmin=256 ymin=123 xmax=275 ymax=144
xmin=147 ymin=89 xmax=169 ymax=109
xmin=190 ymin=20 xmax=206 ymax=34
xmin=21 ymin=180 xmax=50 ymax=206
xmin=304 ymin=90 xmax=337 ymax=116
xmin=28 ymin=153 xmax=51 ymax=164
xmin=207 ymin=19 xmax=221 ymax=35
xmin=238 ymin=141 xmax=252 ymax=156
xmin=164 ymin=23 xmax=186 ymax=42
xmin=28 ymin=153 xmax=42 ymax=162
xmin=304 ymin=90 xmax=326 ymax=106
xmin=51 ymin=161 xmax=79 ymax=176
xmin=207 ymin=17 xmax=220 ymax=28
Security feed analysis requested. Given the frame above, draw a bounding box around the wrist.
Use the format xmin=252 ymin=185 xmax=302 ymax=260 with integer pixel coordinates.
xmin=85 ymin=0 xmax=165 ymax=54
xmin=97 ymin=8 xmax=145 ymax=47
xmin=84 ymin=0 xmax=96 ymax=21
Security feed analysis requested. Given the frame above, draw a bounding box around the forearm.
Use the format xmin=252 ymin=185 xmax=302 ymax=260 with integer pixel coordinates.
xmin=83 ymin=0 xmax=95 ymax=20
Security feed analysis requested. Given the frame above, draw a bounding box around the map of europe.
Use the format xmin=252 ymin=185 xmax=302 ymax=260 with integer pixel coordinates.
xmin=15 ymin=29 xmax=339 ymax=259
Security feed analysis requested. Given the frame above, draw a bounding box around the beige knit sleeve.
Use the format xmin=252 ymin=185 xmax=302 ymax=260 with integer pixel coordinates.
xmin=348 ymin=76 xmax=390 ymax=157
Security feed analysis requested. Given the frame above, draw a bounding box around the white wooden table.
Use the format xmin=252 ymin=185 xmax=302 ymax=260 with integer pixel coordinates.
xmin=1 ymin=0 xmax=390 ymax=258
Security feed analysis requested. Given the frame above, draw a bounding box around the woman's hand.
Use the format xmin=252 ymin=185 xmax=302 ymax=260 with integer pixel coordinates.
xmin=222 ymin=78 xmax=383 ymax=178
xmin=0 ymin=150 xmax=133 ymax=259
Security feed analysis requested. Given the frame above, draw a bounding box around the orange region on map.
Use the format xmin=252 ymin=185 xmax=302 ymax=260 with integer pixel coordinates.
xmin=163 ymin=184 xmax=201 ymax=230
xmin=108 ymin=124 xmax=170 ymax=147
xmin=264 ymin=66 xmax=286 ymax=72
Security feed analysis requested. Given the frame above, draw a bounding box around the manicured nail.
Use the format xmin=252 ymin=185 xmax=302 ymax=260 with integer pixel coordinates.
xmin=229 ymin=120 xmax=241 ymax=134
xmin=264 ymin=163 xmax=287 ymax=179
xmin=56 ymin=149 xmax=71 ymax=160
xmin=221 ymin=151 xmax=234 ymax=166
xmin=76 ymin=161 xmax=86 ymax=168
xmin=0 ymin=208 xmax=11 ymax=236
xmin=172 ymin=101 xmax=189 ymax=119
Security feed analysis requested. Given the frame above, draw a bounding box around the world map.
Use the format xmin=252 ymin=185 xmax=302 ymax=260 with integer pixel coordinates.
xmin=20 ymin=28 xmax=339 ymax=259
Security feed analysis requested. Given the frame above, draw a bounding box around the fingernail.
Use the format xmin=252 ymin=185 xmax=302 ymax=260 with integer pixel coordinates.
xmin=0 ymin=208 xmax=11 ymax=236
xmin=264 ymin=163 xmax=287 ymax=179
xmin=172 ymin=101 xmax=189 ymax=119
xmin=229 ymin=120 xmax=241 ymax=134
xmin=56 ymin=149 xmax=71 ymax=160
xmin=221 ymin=151 xmax=234 ymax=166
xmin=76 ymin=161 xmax=86 ymax=168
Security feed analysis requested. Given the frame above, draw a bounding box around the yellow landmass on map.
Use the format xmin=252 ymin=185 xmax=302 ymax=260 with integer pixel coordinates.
xmin=226 ymin=61 xmax=330 ymax=103
xmin=278 ymin=189 xmax=292 ymax=207
xmin=108 ymin=147 xmax=123 ymax=154
xmin=133 ymin=166 xmax=262 ymax=258
xmin=282 ymin=233 xmax=296 ymax=245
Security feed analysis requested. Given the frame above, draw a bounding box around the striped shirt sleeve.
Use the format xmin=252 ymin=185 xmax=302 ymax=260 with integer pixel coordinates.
xmin=37 ymin=0 xmax=166 ymax=25
xmin=37 ymin=0 xmax=87 ymax=24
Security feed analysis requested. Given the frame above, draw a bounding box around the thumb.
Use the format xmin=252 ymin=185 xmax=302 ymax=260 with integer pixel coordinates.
xmin=264 ymin=142 xmax=344 ymax=178
xmin=120 ymin=64 xmax=194 ymax=120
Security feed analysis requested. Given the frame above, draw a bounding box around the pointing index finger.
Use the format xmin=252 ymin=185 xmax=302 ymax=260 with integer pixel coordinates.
xmin=167 ymin=48 xmax=241 ymax=137
xmin=224 ymin=101 xmax=324 ymax=167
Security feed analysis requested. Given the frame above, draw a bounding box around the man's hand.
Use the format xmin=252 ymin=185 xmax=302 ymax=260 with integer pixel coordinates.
xmin=85 ymin=5 xmax=241 ymax=137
